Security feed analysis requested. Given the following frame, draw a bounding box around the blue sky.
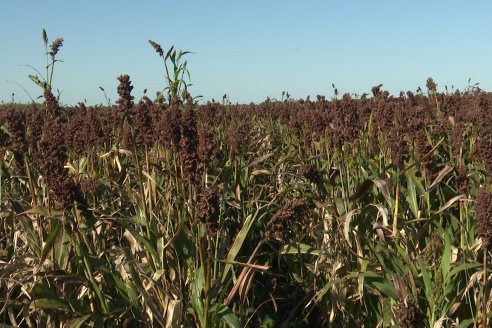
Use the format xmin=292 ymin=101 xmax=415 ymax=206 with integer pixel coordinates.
xmin=1 ymin=1 xmax=491 ymax=105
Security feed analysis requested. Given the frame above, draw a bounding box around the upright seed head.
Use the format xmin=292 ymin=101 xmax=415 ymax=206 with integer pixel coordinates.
xmin=426 ymin=77 xmax=437 ymax=92
xmin=478 ymin=138 xmax=492 ymax=177
xmin=475 ymin=188 xmax=492 ymax=250
xmin=50 ymin=38 xmax=64 ymax=58
xmin=196 ymin=188 xmax=221 ymax=235
xmin=42 ymin=29 xmax=48 ymax=47
xmin=116 ymin=74 xmax=134 ymax=110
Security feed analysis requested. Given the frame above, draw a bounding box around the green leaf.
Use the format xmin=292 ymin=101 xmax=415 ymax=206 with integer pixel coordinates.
xmin=126 ymin=262 xmax=165 ymax=326
xmin=405 ymin=170 xmax=419 ymax=219
xmin=244 ymin=153 xmax=274 ymax=169
xmin=54 ymin=222 xmax=71 ymax=270
xmin=106 ymin=271 xmax=132 ymax=303
xmin=191 ymin=266 xmax=205 ymax=327
xmin=440 ymin=230 xmax=451 ymax=280
xmin=30 ymin=298 xmax=72 ymax=312
xmin=29 ymin=74 xmax=43 ymax=86
xmin=280 ymin=243 xmax=321 ymax=256
xmin=176 ymin=49 xmax=183 ymax=61
xmin=372 ymin=280 xmax=398 ymax=299
xmin=222 ymin=214 xmax=254 ymax=283
xmin=365 ymin=238 xmax=387 ymax=269
xmin=120 ymin=223 xmax=159 ymax=264
xmin=358 ymin=259 xmax=369 ymax=297
xmin=360 ymin=270 xmax=384 ymax=279
xmin=20 ymin=206 xmax=64 ymax=217
xmin=311 ymin=273 xmax=356 ymax=304
xmin=213 ymin=304 xmax=243 ymax=328
xmin=446 ymin=262 xmax=481 ymax=283
xmin=31 ymin=280 xmax=57 ymax=299
xmin=165 ymin=46 xmax=174 ymax=60
xmin=349 ymin=179 xmax=392 ymax=208
xmin=39 ymin=219 xmax=62 ymax=268
xmin=65 ymin=314 xmax=94 ymax=328
xmin=395 ymin=244 xmax=419 ymax=296
xmin=420 ymin=263 xmax=434 ymax=314
xmin=460 ymin=312 xmax=492 ymax=328
xmin=195 ymin=265 xmax=205 ymax=295
xmin=349 ymin=179 xmax=372 ymax=201
xmin=18 ymin=216 xmax=41 ymax=257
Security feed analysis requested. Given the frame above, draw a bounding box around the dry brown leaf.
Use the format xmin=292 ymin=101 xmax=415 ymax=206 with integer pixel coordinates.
xmin=426 ymin=165 xmax=453 ymax=192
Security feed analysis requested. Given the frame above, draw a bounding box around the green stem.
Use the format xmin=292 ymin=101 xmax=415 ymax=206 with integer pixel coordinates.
xmin=49 ymin=59 xmax=55 ymax=89
xmin=483 ymin=251 xmax=487 ymax=328
xmin=163 ymin=56 xmax=172 ymax=102
xmin=45 ymin=43 xmax=49 ymax=87
xmin=204 ymin=236 xmax=212 ymax=328
xmin=72 ymin=211 xmax=109 ymax=314
xmin=134 ymin=140 xmax=157 ymax=272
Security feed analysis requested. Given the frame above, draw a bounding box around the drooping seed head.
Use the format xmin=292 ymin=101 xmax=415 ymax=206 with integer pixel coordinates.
xmin=149 ymin=40 xmax=164 ymax=57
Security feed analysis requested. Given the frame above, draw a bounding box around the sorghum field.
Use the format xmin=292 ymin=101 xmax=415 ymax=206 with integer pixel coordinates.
xmin=0 ymin=34 xmax=491 ymax=328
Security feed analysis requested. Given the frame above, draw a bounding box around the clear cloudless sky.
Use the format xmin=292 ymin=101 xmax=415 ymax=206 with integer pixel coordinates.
xmin=1 ymin=0 xmax=491 ymax=105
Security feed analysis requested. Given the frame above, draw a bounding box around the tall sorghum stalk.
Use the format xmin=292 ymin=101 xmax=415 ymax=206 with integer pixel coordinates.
xmin=149 ymin=40 xmax=194 ymax=103
xmin=28 ymin=29 xmax=63 ymax=98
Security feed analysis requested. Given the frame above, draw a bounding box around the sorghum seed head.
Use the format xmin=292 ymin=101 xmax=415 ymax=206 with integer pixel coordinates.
xmin=264 ymin=199 xmax=309 ymax=244
xmin=149 ymin=40 xmax=164 ymax=57
xmin=116 ymin=74 xmax=134 ymax=110
xmin=426 ymin=77 xmax=437 ymax=92
xmin=394 ymin=299 xmax=424 ymax=328
xmin=50 ymin=38 xmax=64 ymax=57
xmin=298 ymin=164 xmax=322 ymax=184
xmin=196 ymin=188 xmax=221 ymax=235
xmin=475 ymin=188 xmax=492 ymax=249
